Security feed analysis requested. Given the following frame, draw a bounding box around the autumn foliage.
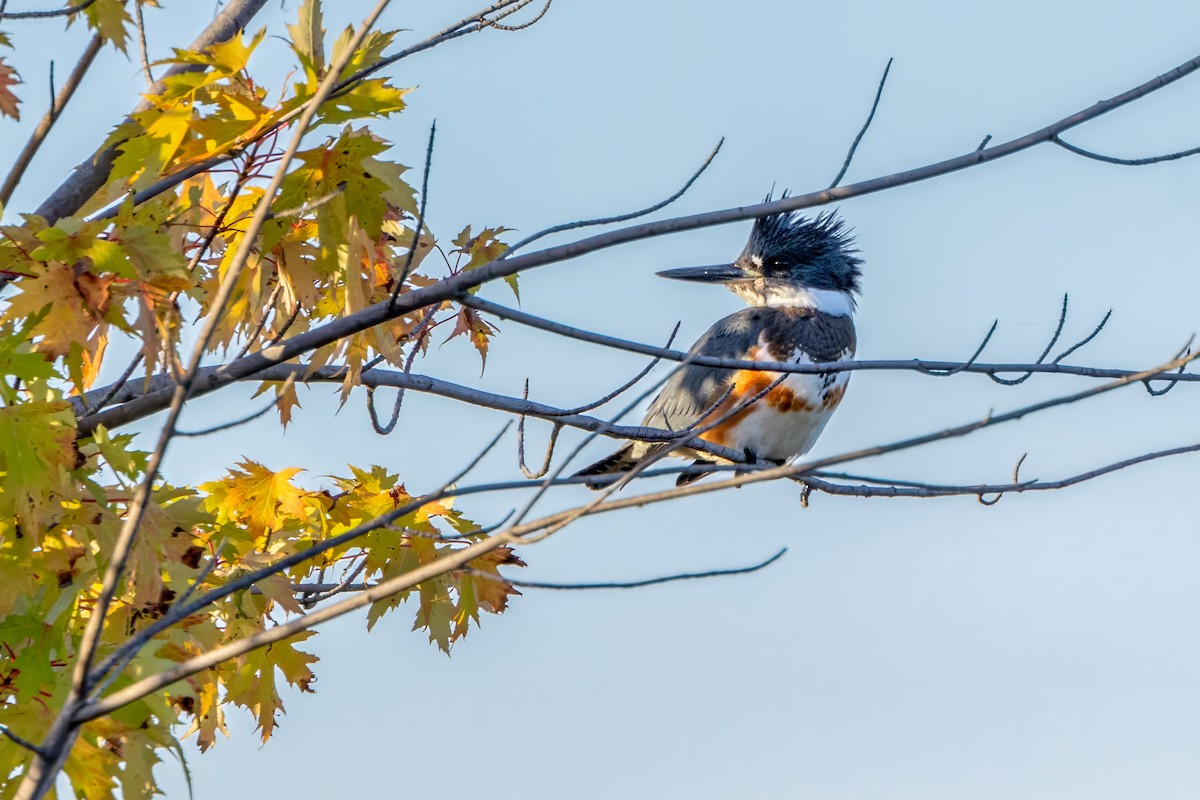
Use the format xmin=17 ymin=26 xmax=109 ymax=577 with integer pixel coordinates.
xmin=0 ymin=2 xmax=525 ymax=797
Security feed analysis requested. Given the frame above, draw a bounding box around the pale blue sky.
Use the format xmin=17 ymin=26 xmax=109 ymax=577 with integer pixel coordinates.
xmin=7 ymin=1 xmax=1200 ymax=797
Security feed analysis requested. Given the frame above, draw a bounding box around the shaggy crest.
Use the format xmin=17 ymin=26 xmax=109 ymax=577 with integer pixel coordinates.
xmin=742 ymin=203 xmax=863 ymax=295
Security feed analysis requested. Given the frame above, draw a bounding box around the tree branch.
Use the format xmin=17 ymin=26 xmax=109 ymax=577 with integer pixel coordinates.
xmin=0 ymin=34 xmax=102 ymax=207
xmin=829 ymin=57 xmax=893 ymax=189
xmin=0 ymin=0 xmax=100 ymax=19
xmin=29 ymin=0 xmax=272 ymax=226
xmin=61 ymin=50 xmax=1200 ymax=431
xmin=1052 ymin=134 xmax=1200 ymax=166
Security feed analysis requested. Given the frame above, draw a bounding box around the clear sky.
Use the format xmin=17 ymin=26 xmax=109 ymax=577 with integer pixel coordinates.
xmin=7 ymin=0 xmax=1200 ymax=797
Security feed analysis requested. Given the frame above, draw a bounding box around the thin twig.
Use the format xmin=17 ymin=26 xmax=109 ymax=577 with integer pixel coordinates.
xmin=365 ymin=304 xmax=438 ymax=434
xmin=75 ymin=356 xmax=1200 ymax=726
xmin=471 ymin=547 xmax=787 ymax=590
xmin=390 ymin=121 xmax=436 ymax=306
xmin=829 ymin=57 xmax=893 ymax=188
xmin=500 ymin=139 xmax=724 ymax=258
xmin=174 ymin=372 xmax=298 ymax=437
xmin=483 ymin=0 xmax=552 ymax=31
xmin=0 ymin=0 xmax=100 ymax=19
xmin=991 ymin=294 xmax=1068 ymax=385
xmin=1144 ymin=339 xmax=1193 ymax=396
xmin=0 ymin=35 xmax=103 ymax=207
xmin=1053 ymin=134 xmax=1200 ymax=166
xmin=0 ymin=724 xmax=43 ymax=754
xmin=84 ymin=423 xmax=514 ymax=694
xmin=917 ymin=319 xmax=997 ymax=376
xmin=1052 ymin=308 xmax=1111 ymax=364
xmin=134 ymin=0 xmax=154 ymax=90
xmin=80 ymin=349 xmax=143 ymax=416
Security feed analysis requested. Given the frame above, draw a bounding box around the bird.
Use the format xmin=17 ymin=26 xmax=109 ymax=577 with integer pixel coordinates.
xmin=574 ymin=208 xmax=862 ymax=489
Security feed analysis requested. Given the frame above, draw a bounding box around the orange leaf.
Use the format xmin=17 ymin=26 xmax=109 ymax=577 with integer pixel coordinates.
xmin=0 ymin=56 xmax=19 ymax=120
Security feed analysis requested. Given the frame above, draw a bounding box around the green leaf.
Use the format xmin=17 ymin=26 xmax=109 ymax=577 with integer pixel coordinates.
xmin=287 ymin=0 xmax=326 ymax=76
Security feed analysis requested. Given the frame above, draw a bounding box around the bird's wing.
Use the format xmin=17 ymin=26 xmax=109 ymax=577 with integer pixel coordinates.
xmin=641 ymin=309 xmax=766 ymax=432
xmin=641 ymin=306 xmax=857 ymax=432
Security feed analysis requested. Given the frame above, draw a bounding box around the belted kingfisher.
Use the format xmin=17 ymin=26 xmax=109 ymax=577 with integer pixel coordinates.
xmin=575 ymin=208 xmax=862 ymax=488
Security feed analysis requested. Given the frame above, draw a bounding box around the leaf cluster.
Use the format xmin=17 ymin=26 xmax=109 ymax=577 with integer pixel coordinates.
xmin=0 ymin=3 xmax=525 ymax=797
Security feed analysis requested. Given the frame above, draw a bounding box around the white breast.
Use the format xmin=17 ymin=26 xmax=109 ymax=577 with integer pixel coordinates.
xmin=734 ymin=370 xmax=847 ymax=461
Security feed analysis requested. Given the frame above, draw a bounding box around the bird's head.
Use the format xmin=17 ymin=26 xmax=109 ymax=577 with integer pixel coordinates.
xmin=657 ymin=208 xmax=863 ymax=316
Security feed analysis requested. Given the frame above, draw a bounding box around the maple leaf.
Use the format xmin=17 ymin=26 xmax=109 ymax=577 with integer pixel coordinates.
xmin=223 ymin=634 xmax=316 ymax=742
xmin=0 ymin=312 xmax=58 ymax=404
xmin=465 ymin=547 xmax=526 ymax=614
xmin=444 ymin=305 xmax=499 ymax=369
xmin=0 ymin=399 xmax=78 ymax=534
xmin=330 ymin=26 xmax=397 ymax=79
xmin=287 ymin=0 xmax=326 ymax=77
xmin=181 ymin=678 xmax=227 ymax=752
xmin=251 ymin=378 xmax=302 ymax=428
xmin=452 ymin=224 xmax=518 ymax=299
xmin=1 ymin=262 xmax=99 ymax=359
xmin=0 ymin=54 xmax=20 ymax=121
xmin=62 ymin=733 xmax=119 ymax=800
xmin=165 ymin=26 xmax=266 ymax=77
xmin=451 ymin=547 xmax=525 ymax=642
xmin=316 ymin=79 xmax=409 ymax=127
xmin=77 ymin=0 xmax=133 ymax=53
xmin=201 ymin=460 xmax=309 ymax=542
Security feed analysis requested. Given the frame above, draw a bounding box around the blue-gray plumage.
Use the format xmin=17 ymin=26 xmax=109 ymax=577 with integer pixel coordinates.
xmin=575 ymin=208 xmax=863 ymax=488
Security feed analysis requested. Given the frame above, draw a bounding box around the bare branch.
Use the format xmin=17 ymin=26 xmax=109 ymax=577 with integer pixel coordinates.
xmin=475 ymin=547 xmax=787 ymax=589
xmin=829 ymin=58 xmax=893 ymax=189
xmin=1053 ymin=134 xmax=1200 ymax=166
xmin=78 ymin=348 xmax=142 ymax=416
xmin=916 ymin=319 xmax=997 ymax=376
xmin=0 ymin=0 xmax=100 ymax=19
xmin=500 ymin=139 xmax=724 ymax=258
xmin=74 ymin=352 xmax=1200 ymax=725
xmin=43 ymin=50 xmax=1200 ymax=406
xmin=517 ymin=383 xmax=562 ymax=479
xmin=133 ymin=0 xmax=154 ymax=90
xmin=0 ymin=35 xmax=102 ymax=207
xmin=1053 ymin=308 xmax=1111 ymax=363
xmin=482 ymin=0 xmax=553 ymax=31
xmin=174 ymin=373 xmax=298 ymax=437
xmin=0 ymin=724 xmax=43 ymax=754
xmin=295 ymin=547 xmax=786 ymax=593
xmin=991 ymin=294 xmax=1068 ymax=385
xmin=391 ymin=121 xmax=436 ymax=303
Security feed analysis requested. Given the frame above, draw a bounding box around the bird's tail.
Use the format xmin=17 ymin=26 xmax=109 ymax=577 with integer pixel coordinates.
xmin=675 ymin=459 xmax=715 ymax=487
xmin=573 ymin=445 xmax=640 ymax=491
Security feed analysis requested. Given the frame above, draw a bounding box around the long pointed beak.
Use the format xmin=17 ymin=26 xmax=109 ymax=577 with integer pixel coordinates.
xmin=655 ymin=263 xmax=753 ymax=283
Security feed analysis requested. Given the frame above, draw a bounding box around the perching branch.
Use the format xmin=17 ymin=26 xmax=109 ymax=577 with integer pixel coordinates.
xmin=60 ymin=48 xmax=1200 ymax=437
xmin=70 ymin=348 xmax=1200 ymax=727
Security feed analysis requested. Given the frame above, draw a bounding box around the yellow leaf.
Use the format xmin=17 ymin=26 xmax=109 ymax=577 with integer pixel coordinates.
xmin=202 ymin=460 xmax=309 ymax=541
